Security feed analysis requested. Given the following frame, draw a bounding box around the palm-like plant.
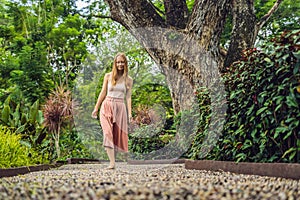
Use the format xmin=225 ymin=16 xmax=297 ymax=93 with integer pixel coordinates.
xmin=43 ymin=85 xmax=76 ymax=159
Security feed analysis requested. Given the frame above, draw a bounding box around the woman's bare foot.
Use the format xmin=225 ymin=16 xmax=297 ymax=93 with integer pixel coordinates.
xmin=106 ymin=165 xmax=115 ymax=170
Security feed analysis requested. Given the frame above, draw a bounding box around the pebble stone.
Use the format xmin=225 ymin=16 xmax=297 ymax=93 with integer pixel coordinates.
xmin=0 ymin=163 xmax=299 ymax=200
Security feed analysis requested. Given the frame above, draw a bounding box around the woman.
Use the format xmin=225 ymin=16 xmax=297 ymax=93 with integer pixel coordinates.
xmin=92 ymin=53 xmax=133 ymax=169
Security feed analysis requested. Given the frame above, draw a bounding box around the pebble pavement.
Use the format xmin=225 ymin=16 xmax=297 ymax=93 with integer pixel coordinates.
xmin=0 ymin=162 xmax=299 ymax=200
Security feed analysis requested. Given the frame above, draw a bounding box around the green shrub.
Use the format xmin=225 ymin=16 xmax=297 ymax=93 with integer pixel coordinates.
xmin=58 ymin=129 xmax=94 ymax=161
xmin=220 ymin=30 xmax=300 ymax=163
xmin=129 ymin=125 xmax=170 ymax=157
xmin=0 ymin=94 xmax=46 ymax=150
xmin=188 ymin=30 xmax=300 ymax=163
xmin=184 ymin=86 xmax=227 ymax=160
xmin=0 ymin=126 xmax=45 ymax=168
xmin=185 ymin=87 xmax=212 ymax=159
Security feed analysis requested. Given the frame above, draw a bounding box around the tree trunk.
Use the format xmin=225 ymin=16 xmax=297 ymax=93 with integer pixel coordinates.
xmin=104 ymin=0 xmax=277 ymax=114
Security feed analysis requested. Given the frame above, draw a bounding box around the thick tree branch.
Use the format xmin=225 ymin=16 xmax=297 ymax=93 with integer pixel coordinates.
xmin=104 ymin=0 xmax=166 ymax=29
xmin=255 ymin=0 xmax=283 ymax=36
xmin=186 ymin=0 xmax=230 ymax=51
xmin=223 ymin=0 xmax=256 ymax=70
xmin=163 ymin=0 xmax=189 ymax=28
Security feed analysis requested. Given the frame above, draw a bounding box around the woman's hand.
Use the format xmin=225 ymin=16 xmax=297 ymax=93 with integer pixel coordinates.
xmin=128 ymin=115 xmax=133 ymax=123
xmin=91 ymin=109 xmax=98 ymax=119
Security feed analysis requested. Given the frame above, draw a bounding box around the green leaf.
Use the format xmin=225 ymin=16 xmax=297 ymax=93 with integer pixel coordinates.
xmin=275 ymin=104 xmax=282 ymax=112
xmin=285 ymin=117 xmax=296 ymax=123
xmin=286 ymin=95 xmax=298 ymax=108
xmin=256 ymin=107 xmax=268 ymax=115
xmin=16 ymin=125 xmax=26 ymax=134
xmin=13 ymin=104 xmax=21 ymax=126
xmin=37 ymin=110 xmax=44 ymax=125
xmin=274 ymin=95 xmax=284 ymax=105
xmin=241 ymin=139 xmax=253 ymax=150
xmin=20 ymin=113 xmax=28 ymax=124
xmin=292 ymin=51 xmax=300 ymax=59
xmin=282 ymin=147 xmax=296 ymax=160
xmin=229 ymin=92 xmax=237 ymax=100
xmin=29 ymin=100 xmax=39 ymax=124
xmin=274 ymin=126 xmax=288 ymax=139
xmin=283 ymin=131 xmax=293 ymax=140
xmin=246 ymin=104 xmax=255 ymax=116
xmin=251 ymin=129 xmax=257 ymax=139
xmin=264 ymin=57 xmax=272 ymax=62
xmin=257 ymin=91 xmax=267 ymax=104
xmin=4 ymin=95 xmax=11 ymax=105
xmin=236 ymin=153 xmax=247 ymax=162
xmin=1 ymin=105 xmax=10 ymax=124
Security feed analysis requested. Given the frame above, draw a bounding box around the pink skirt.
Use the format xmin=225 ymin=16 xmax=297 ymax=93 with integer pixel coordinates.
xmin=100 ymin=96 xmax=128 ymax=152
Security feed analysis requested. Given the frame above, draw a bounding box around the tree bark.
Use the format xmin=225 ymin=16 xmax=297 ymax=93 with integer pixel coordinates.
xmin=223 ymin=0 xmax=256 ymax=69
xmin=186 ymin=0 xmax=230 ymax=52
xmin=164 ymin=0 xmax=189 ymax=28
xmin=106 ymin=0 xmax=166 ymax=28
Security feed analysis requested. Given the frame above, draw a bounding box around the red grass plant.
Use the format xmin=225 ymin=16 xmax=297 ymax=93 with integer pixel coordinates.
xmin=43 ymin=85 xmax=76 ymax=159
xmin=130 ymin=105 xmax=163 ymax=134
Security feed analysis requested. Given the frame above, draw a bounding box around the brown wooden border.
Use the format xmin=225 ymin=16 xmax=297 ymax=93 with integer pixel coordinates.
xmin=127 ymin=159 xmax=186 ymax=165
xmin=0 ymin=163 xmax=64 ymax=178
xmin=66 ymin=158 xmax=101 ymax=164
xmin=185 ymin=160 xmax=300 ymax=180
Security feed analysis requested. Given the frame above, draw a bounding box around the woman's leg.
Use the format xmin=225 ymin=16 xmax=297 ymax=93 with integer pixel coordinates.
xmin=100 ymin=100 xmax=116 ymax=169
xmin=105 ymin=147 xmax=115 ymax=169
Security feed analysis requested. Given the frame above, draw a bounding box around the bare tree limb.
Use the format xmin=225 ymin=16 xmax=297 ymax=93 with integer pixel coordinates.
xmin=89 ymin=14 xmax=112 ymax=19
xmin=105 ymin=0 xmax=166 ymax=28
xmin=256 ymin=0 xmax=283 ymax=32
xmin=77 ymin=13 xmax=112 ymax=19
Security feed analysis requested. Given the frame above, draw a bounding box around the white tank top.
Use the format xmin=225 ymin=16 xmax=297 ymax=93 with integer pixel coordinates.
xmin=107 ymin=80 xmax=126 ymax=99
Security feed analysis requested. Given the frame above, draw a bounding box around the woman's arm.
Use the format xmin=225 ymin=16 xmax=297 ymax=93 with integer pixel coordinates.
xmin=91 ymin=73 xmax=110 ymax=118
xmin=126 ymin=77 xmax=133 ymax=121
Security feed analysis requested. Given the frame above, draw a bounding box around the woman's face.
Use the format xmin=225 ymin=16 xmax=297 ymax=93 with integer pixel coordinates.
xmin=116 ymin=56 xmax=126 ymax=71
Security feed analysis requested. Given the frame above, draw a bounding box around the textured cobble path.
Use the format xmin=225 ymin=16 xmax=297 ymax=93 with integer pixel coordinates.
xmin=0 ymin=163 xmax=299 ymax=200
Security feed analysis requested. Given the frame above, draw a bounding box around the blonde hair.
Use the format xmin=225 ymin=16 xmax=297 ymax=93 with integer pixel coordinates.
xmin=111 ymin=52 xmax=128 ymax=86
